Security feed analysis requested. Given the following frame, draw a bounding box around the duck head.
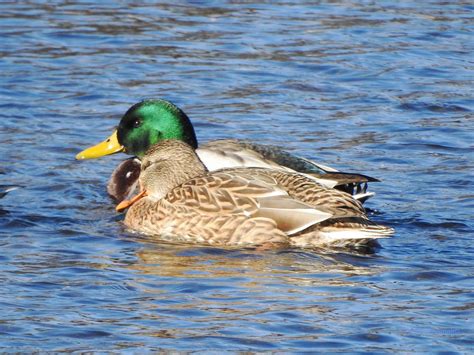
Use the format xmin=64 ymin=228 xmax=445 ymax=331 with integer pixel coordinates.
xmin=115 ymin=140 xmax=206 ymax=212
xmin=76 ymin=99 xmax=198 ymax=160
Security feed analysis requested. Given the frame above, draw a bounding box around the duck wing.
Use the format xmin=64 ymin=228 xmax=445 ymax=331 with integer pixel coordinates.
xmin=197 ymin=140 xmax=285 ymax=171
xmin=165 ymin=170 xmax=332 ymax=235
xmin=198 ymin=140 xmax=378 ymax=201
xmin=236 ymin=168 xmax=367 ymax=219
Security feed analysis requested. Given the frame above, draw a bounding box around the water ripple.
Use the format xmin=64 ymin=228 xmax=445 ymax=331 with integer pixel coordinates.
xmin=0 ymin=0 xmax=473 ymax=352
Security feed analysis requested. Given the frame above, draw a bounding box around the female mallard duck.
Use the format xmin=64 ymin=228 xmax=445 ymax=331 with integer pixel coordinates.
xmin=116 ymin=140 xmax=393 ymax=248
xmin=76 ymin=99 xmax=378 ymax=203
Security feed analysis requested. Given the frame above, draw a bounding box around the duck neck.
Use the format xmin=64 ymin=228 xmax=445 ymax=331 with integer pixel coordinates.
xmin=144 ymin=157 xmax=207 ymax=200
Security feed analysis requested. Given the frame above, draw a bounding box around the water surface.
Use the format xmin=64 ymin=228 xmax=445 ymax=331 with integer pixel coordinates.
xmin=0 ymin=1 xmax=473 ymax=352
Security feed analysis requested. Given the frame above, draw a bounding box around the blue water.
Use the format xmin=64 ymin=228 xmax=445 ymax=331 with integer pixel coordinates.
xmin=1 ymin=1 xmax=473 ymax=352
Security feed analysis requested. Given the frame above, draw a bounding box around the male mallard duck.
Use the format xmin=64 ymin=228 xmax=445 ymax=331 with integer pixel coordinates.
xmin=76 ymin=99 xmax=378 ymax=203
xmin=116 ymin=140 xmax=393 ymax=248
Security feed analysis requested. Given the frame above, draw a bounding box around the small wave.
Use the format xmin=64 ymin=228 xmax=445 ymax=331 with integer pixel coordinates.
xmin=398 ymin=102 xmax=470 ymax=113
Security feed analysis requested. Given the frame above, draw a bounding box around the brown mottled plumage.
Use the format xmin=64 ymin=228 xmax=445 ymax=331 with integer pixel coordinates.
xmin=119 ymin=140 xmax=393 ymax=248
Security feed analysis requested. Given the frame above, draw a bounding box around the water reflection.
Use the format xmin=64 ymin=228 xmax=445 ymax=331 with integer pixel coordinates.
xmin=132 ymin=243 xmax=380 ymax=285
xmin=108 ymin=242 xmax=394 ymax=349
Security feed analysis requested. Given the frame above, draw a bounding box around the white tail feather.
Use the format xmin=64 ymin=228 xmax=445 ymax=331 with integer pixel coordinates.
xmin=290 ymin=224 xmax=394 ymax=248
xmin=317 ymin=227 xmax=394 ymax=243
xmin=353 ymin=191 xmax=375 ymax=202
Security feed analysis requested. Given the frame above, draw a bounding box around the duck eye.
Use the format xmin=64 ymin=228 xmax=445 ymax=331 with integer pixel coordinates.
xmin=133 ymin=119 xmax=142 ymax=128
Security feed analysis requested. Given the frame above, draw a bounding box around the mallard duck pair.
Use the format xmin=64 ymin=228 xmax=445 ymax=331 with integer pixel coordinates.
xmin=77 ymin=99 xmax=393 ymax=248
xmin=77 ymin=99 xmax=377 ymax=203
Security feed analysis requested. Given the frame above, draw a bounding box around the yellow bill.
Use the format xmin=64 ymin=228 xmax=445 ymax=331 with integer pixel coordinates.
xmin=76 ymin=130 xmax=124 ymax=160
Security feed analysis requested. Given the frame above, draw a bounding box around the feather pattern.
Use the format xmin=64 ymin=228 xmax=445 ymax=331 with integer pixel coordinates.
xmin=197 ymin=139 xmax=378 ymax=194
xmin=120 ymin=140 xmax=393 ymax=249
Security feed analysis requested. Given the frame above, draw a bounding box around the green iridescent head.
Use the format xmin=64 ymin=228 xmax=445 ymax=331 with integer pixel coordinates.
xmin=117 ymin=99 xmax=198 ymax=158
xmin=76 ymin=99 xmax=198 ymax=160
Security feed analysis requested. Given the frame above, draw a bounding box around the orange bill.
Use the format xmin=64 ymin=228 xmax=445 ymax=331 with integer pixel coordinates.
xmin=116 ymin=190 xmax=148 ymax=212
